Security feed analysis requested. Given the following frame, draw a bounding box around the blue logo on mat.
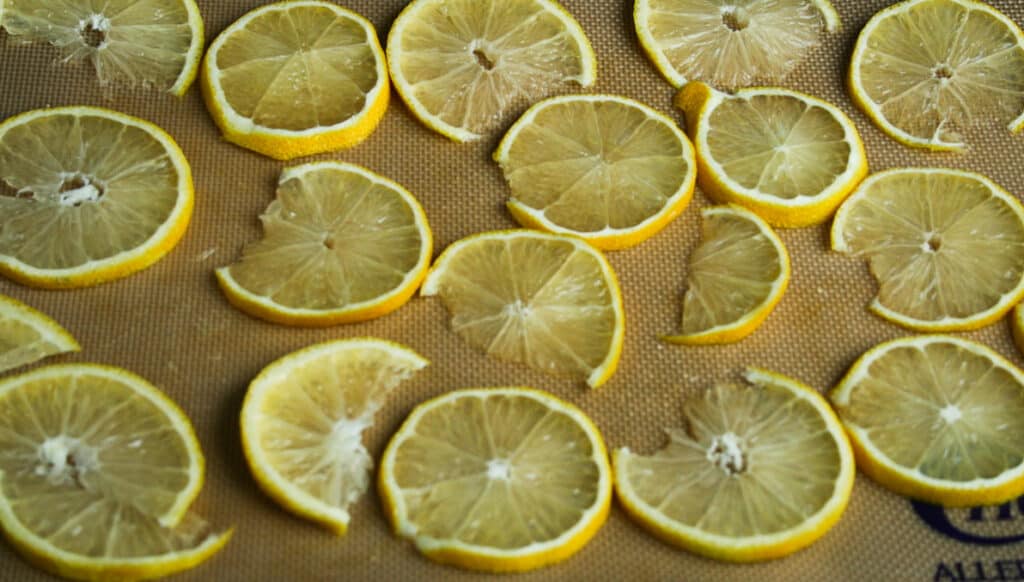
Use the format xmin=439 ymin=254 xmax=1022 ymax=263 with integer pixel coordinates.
xmin=913 ymin=497 xmax=1024 ymax=545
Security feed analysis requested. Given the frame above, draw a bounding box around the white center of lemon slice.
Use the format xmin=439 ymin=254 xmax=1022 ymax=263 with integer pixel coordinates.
xmin=707 ymin=432 xmax=746 ymax=475
xmin=486 ymin=459 xmax=512 ymax=481
xmin=36 ymin=436 xmax=98 ymax=485
xmin=939 ymin=404 xmax=962 ymax=425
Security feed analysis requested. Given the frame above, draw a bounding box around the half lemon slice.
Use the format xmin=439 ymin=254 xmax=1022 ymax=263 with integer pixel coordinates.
xmin=0 ymin=295 xmax=79 ymax=375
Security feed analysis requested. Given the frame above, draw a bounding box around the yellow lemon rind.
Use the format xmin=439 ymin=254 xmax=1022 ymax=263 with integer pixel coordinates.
xmin=378 ymin=386 xmax=612 ymax=573
xmin=662 ymin=205 xmax=791 ymax=345
xmin=495 ymin=94 xmax=697 ymax=250
xmin=831 ymin=335 xmax=1024 ymax=507
xmin=168 ymin=0 xmax=206 ymax=97
xmin=676 ymin=82 xmax=868 ymax=228
xmin=420 ymin=230 xmax=625 ymax=388
xmin=241 ymin=338 xmax=428 ymax=535
xmin=200 ymin=1 xmax=390 ymax=161
xmin=613 ymin=368 xmax=855 ymax=562
xmin=0 ymin=107 xmax=194 ymax=289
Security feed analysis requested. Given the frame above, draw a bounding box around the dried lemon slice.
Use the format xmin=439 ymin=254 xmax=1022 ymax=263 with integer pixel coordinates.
xmin=0 ymin=295 xmax=79 ymax=374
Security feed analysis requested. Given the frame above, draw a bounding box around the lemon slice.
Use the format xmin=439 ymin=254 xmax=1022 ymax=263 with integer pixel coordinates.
xmin=241 ymin=339 xmax=427 ymax=535
xmin=1 ymin=0 xmax=204 ymax=95
xmin=831 ymin=336 xmax=1024 ymax=506
xmin=494 ymin=95 xmax=696 ymax=250
xmin=614 ymin=368 xmax=855 ymax=562
xmin=201 ymin=1 xmax=390 ymax=160
xmin=216 ymin=162 xmax=433 ymax=327
xmin=0 ymin=295 xmax=79 ymax=374
xmin=420 ymin=230 xmax=625 ymax=388
xmin=635 ymin=0 xmax=840 ymax=90
xmin=849 ymin=0 xmax=1024 ymax=151
xmin=379 ymin=387 xmax=612 ymax=572
xmin=1013 ymin=303 xmax=1024 ymax=358
xmin=0 ymin=364 xmax=231 ymax=580
xmin=676 ymin=82 xmax=868 ymax=227
xmin=0 ymin=106 xmax=194 ymax=289
xmin=387 ymin=0 xmax=597 ymax=142
xmin=832 ymin=168 xmax=1024 ymax=332
xmin=663 ymin=205 xmax=789 ymax=345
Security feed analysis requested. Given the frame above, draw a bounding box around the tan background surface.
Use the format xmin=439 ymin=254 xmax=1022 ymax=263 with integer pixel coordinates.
xmin=3 ymin=0 xmax=1024 ymax=580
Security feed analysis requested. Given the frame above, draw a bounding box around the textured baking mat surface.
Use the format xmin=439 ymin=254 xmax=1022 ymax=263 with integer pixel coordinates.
xmin=2 ymin=1 xmax=1024 ymax=580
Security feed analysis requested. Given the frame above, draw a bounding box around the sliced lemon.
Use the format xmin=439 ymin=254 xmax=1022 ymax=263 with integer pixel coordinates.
xmin=614 ymin=368 xmax=855 ymax=562
xmin=676 ymin=82 xmax=868 ymax=227
xmin=494 ymin=94 xmax=696 ymax=250
xmin=831 ymin=335 xmax=1024 ymax=507
xmin=241 ymin=338 xmax=428 ymax=535
xmin=201 ymin=1 xmax=390 ymax=160
xmin=420 ymin=230 xmax=625 ymax=388
xmin=663 ymin=205 xmax=789 ymax=345
xmin=849 ymin=0 xmax=1024 ymax=151
xmin=1013 ymin=303 xmax=1024 ymax=358
xmin=379 ymin=387 xmax=612 ymax=572
xmin=1 ymin=0 xmax=204 ymax=95
xmin=0 ymin=106 xmax=194 ymax=289
xmin=832 ymin=168 xmax=1024 ymax=332
xmin=0 ymin=295 xmax=80 ymax=375
xmin=0 ymin=364 xmax=231 ymax=580
xmin=216 ymin=162 xmax=433 ymax=327
xmin=635 ymin=0 xmax=840 ymax=90
xmin=387 ymin=0 xmax=597 ymax=142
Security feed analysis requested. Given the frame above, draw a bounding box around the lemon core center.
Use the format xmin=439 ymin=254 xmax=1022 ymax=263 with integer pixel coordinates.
xmin=707 ymin=432 xmax=746 ymax=475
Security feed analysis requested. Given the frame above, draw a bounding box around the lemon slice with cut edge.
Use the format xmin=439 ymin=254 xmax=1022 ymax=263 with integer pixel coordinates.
xmin=849 ymin=0 xmax=1024 ymax=151
xmin=494 ymin=94 xmax=696 ymax=250
xmin=1 ymin=0 xmax=204 ymax=95
xmin=216 ymin=162 xmax=433 ymax=327
xmin=241 ymin=338 xmax=428 ymax=535
xmin=635 ymin=0 xmax=840 ymax=90
xmin=0 ymin=295 xmax=79 ymax=375
xmin=0 ymin=106 xmax=194 ymax=289
xmin=387 ymin=0 xmax=597 ymax=142
xmin=614 ymin=368 xmax=854 ymax=562
xmin=663 ymin=205 xmax=789 ymax=345
xmin=0 ymin=364 xmax=231 ymax=580
xmin=676 ymin=82 xmax=868 ymax=228
xmin=379 ymin=386 xmax=612 ymax=572
xmin=201 ymin=1 xmax=390 ymax=160
xmin=831 ymin=335 xmax=1024 ymax=507
xmin=832 ymin=168 xmax=1024 ymax=332
xmin=420 ymin=230 xmax=625 ymax=388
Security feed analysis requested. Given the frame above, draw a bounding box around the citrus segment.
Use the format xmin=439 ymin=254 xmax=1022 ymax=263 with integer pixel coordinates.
xmin=495 ymin=95 xmax=696 ymax=250
xmin=201 ymin=1 xmax=389 ymax=160
xmin=387 ymin=0 xmax=597 ymax=142
xmin=241 ymin=339 xmax=428 ymax=534
xmin=831 ymin=336 xmax=1024 ymax=506
xmin=664 ymin=205 xmax=789 ymax=344
xmin=0 ymin=106 xmax=194 ymax=289
xmin=1 ymin=0 xmax=205 ymax=95
xmin=420 ymin=230 xmax=624 ymax=388
xmin=379 ymin=387 xmax=612 ymax=572
xmin=614 ymin=368 xmax=854 ymax=562
xmin=849 ymin=0 xmax=1024 ymax=151
xmin=216 ymin=162 xmax=433 ymax=327
xmin=676 ymin=82 xmax=868 ymax=227
xmin=0 ymin=295 xmax=80 ymax=375
xmin=832 ymin=168 xmax=1024 ymax=332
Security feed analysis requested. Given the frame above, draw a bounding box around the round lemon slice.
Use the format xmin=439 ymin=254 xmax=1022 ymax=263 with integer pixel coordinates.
xmin=420 ymin=230 xmax=625 ymax=388
xmin=663 ymin=205 xmax=789 ymax=345
xmin=832 ymin=168 xmax=1024 ymax=332
xmin=0 ymin=364 xmax=231 ymax=581
xmin=201 ymin=1 xmax=390 ymax=160
xmin=635 ymin=0 xmax=840 ymax=89
xmin=675 ymin=82 xmax=868 ymax=227
xmin=849 ymin=0 xmax=1024 ymax=151
xmin=216 ymin=162 xmax=433 ymax=327
xmin=387 ymin=0 xmax=597 ymax=142
xmin=494 ymin=94 xmax=696 ymax=250
xmin=379 ymin=387 xmax=612 ymax=572
xmin=0 ymin=295 xmax=80 ymax=375
xmin=1 ymin=0 xmax=205 ymax=95
xmin=0 ymin=106 xmax=194 ymax=289
xmin=831 ymin=335 xmax=1024 ymax=507
xmin=241 ymin=339 xmax=428 ymax=535
xmin=614 ymin=369 xmax=854 ymax=562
